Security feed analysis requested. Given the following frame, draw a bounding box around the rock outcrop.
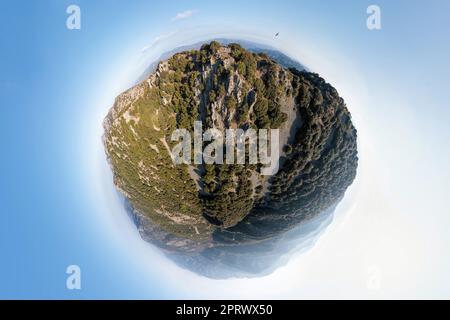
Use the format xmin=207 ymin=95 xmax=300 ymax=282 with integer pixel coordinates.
xmin=103 ymin=42 xmax=358 ymax=277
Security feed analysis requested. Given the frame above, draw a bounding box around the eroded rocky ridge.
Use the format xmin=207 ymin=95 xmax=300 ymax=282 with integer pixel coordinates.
xmin=103 ymin=42 xmax=358 ymax=277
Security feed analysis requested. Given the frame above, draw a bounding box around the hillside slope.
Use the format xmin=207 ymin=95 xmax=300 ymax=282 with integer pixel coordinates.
xmin=103 ymin=41 xmax=358 ymax=276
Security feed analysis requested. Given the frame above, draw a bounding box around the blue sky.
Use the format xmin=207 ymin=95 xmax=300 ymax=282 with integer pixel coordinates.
xmin=1 ymin=0 xmax=449 ymax=299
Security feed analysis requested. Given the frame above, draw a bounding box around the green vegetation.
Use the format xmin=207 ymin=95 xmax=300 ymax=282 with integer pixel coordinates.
xmin=103 ymin=41 xmax=358 ymax=246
